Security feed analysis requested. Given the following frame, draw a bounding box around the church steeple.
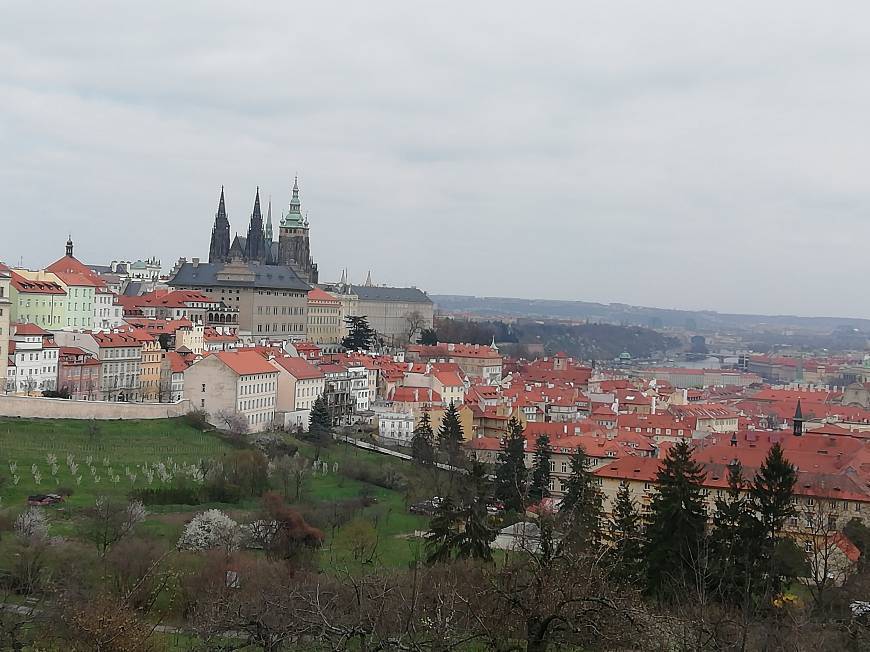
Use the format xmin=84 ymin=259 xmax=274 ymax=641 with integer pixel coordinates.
xmin=208 ymin=186 xmax=231 ymax=263
xmin=793 ymin=399 xmax=804 ymax=437
xmin=65 ymin=235 xmax=74 ymax=257
xmin=244 ymin=187 xmax=267 ymax=263
xmin=281 ymin=176 xmax=304 ymax=228
xmin=265 ymin=196 xmax=273 ymax=243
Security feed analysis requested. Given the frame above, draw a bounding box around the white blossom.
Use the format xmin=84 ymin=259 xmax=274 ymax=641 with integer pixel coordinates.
xmin=177 ymin=509 xmax=240 ymax=552
xmin=15 ymin=508 xmax=49 ymax=540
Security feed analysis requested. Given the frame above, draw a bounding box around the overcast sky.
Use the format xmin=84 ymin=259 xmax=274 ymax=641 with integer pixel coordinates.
xmin=3 ymin=2 xmax=870 ymax=318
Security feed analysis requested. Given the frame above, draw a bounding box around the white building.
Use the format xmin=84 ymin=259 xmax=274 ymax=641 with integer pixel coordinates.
xmin=7 ymin=323 xmax=58 ymax=394
xmin=183 ymin=350 xmax=278 ymax=433
xmin=269 ymin=355 xmax=326 ymax=431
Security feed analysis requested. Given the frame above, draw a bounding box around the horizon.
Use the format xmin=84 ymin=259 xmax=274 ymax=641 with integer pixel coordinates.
xmin=5 ymin=2 xmax=870 ymax=317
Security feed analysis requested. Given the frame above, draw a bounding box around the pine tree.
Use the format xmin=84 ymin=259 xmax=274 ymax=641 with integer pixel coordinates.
xmin=437 ymin=402 xmax=465 ymax=465
xmin=410 ymin=411 xmax=435 ymax=465
xmin=425 ymin=495 xmax=458 ymax=564
xmin=528 ymin=435 xmax=552 ymax=504
xmin=644 ymin=439 xmax=708 ymax=599
xmin=307 ymin=395 xmax=332 ymax=449
xmin=425 ymin=464 xmax=495 ymax=563
xmin=453 ymin=462 xmax=496 ymax=561
xmin=559 ymin=446 xmax=603 ymax=548
xmin=342 ymin=315 xmax=376 ymax=351
xmin=418 ymin=328 xmax=438 ymax=345
xmin=608 ymin=481 xmax=644 ymax=584
xmin=708 ymin=461 xmax=764 ymax=605
xmin=494 ymin=417 xmax=528 ymax=513
xmin=750 ymin=442 xmax=797 ymax=599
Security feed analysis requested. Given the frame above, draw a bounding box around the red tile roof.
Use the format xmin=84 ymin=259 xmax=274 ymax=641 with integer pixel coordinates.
xmin=12 ymin=323 xmax=49 ymax=336
xmin=215 ymin=350 xmax=279 ymax=376
xmin=307 ymin=287 xmax=339 ymax=302
xmin=270 ymin=356 xmax=324 ymax=380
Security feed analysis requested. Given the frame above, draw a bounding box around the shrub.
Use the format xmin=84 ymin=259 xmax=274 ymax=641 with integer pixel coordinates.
xmin=15 ymin=508 xmax=49 ymax=541
xmin=184 ymin=409 xmax=210 ymax=431
xmin=177 ymin=510 xmax=241 ymax=553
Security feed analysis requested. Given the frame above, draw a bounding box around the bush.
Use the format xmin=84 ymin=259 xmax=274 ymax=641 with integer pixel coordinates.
xmin=341 ymin=459 xmax=407 ymax=491
xmin=177 ymin=510 xmax=241 ymax=552
xmin=184 ymin=409 xmax=210 ymax=431
xmin=15 ymin=508 xmax=49 ymax=541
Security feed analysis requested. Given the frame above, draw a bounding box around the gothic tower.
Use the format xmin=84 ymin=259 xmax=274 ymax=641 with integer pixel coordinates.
xmin=208 ymin=186 xmax=231 ymax=263
xmin=265 ymin=196 xmax=275 ymax=264
xmin=244 ymin=187 xmax=268 ymax=263
xmin=278 ymin=176 xmax=318 ymax=283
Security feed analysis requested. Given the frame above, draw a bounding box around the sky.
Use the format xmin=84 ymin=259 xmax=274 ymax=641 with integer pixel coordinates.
xmin=3 ymin=2 xmax=870 ymax=318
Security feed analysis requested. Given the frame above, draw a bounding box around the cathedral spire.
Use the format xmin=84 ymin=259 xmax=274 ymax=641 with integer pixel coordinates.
xmin=265 ymin=196 xmax=273 ymax=243
xmin=365 ymin=270 xmax=373 ymax=286
xmin=244 ymin=187 xmax=267 ymax=263
xmin=209 ymin=186 xmax=231 ymax=263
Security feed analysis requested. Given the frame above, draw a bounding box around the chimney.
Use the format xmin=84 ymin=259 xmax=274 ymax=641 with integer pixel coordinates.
xmin=192 ymin=258 xmax=200 ymax=268
xmin=414 ymin=389 xmax=419 ymax=402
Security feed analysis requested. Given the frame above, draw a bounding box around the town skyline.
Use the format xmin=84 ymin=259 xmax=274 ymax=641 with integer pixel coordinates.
xmin=5 ymin=2 xmax=870 ymax=317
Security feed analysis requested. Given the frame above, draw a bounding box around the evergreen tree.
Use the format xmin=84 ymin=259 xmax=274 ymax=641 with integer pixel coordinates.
xmin=708 ymin=461 xmax=764 ymax=605
xmin=418 ymin=328 xmax=438 ymax=345
xmin=750 ymin=442 xmax=797 ymax=599
xmin=528 ymin=435 xmax=552 ymax=504
xmin=342 ymin=315 xmax=377 ymax=351
xmin=494 ymin=417 xmax=528 ymax=513
xmin=437 ymin=402 xmax=465 ymax=465
xmin=453 ymin=462 xmax=497 ymax=561
xmin=425 ymin=464 xmax=495 ymax=563
xmin=410 ymin=411 xmax=435 ymax=465
xmin=608 ymin=481 xmax=644 ymax=584
xmin=425 ymin=495 xmax=458 ymax=564
xmin=644 ymin=439 xmax=708 ymax=599
xmin=559 ymin=446 xmax=603 ymax=548
xmin=307 ymin=395 xmax=332 ymax=449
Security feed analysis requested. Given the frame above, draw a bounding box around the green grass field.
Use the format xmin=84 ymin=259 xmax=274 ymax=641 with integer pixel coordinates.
xmin=0 ymin=417 xmax=230 ymax=507
xmin=0 ymin=418 xmax=435 ymax=569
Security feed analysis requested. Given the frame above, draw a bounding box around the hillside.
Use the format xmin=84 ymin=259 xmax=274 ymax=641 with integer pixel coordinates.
xmin=432 ymin=294 xmax=870 ymax=334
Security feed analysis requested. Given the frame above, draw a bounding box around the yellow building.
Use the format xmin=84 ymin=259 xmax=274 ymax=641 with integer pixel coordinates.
xmin=306 ymin=287 xmax=342 ymax=346
xmin=131 ymin=329 xmax=164 ymax=402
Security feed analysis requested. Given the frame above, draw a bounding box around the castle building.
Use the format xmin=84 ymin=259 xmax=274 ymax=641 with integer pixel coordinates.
xmin=207 ymin=178 xmax=318 ymax=284
xmin=277 ymin=177 xmax=318 ymax=284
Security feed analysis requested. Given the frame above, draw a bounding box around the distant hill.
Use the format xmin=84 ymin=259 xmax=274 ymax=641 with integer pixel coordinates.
xmin=431 ymin=295 xmax=870 ymax=334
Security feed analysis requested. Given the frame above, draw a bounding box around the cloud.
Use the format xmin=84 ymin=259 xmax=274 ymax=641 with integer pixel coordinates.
xmin=2 ymin=1 xmax=869 ymax=318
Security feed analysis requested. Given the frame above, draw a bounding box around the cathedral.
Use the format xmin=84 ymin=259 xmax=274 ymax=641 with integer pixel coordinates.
xmin=208 ymin=178 xmax=319 ymax=284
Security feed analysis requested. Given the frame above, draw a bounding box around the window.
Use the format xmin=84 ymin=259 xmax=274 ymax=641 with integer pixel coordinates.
xmin=200 ymin=399 xmax=205 ymax=407
xmin=804 ymin=541 xmax=813 ymax=554
xmin=201 ymin=384 xmax=206 ymax=392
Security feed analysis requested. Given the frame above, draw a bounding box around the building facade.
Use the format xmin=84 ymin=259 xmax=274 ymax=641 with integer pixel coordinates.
xmin=306 ymin=288 xmax=342 ymax=347
xmin=0 ymin=271 xmax=10 ymax=390
xmin=58 ymin=346 xmax=100 ymax=400
xmin=183 ymin=351 xmax=278 ymax=433
xmin=6 ymin=324 xmax=58 ymax=395
xmin=169 ymin=259 xmax=310 ymax=338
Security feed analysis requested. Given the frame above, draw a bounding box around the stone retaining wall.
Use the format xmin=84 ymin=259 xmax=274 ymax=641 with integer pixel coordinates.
xmin=0 ymin=395 xmax=192 ymax=420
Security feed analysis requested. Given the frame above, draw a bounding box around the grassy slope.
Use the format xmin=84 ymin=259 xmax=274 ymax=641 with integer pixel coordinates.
xmin=0 ymin=417 xmax=230 ymax=507
xmin=0 ymin=418 xmax=431 ymax=568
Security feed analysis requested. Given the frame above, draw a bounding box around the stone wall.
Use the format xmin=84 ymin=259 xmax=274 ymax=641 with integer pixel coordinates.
xmin=0 ymin=395 xmax=192 ymax=420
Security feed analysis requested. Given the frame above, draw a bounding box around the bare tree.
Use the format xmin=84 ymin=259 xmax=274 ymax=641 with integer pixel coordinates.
xmin=405 ymin=310 xmax=427 ymax=343
xmin=216 ymin=409 xmax=249 ymax=437
xmin=82 ymin=497 xmax=146 ymax=558
xmin=799 ymin=492 xmax=859 ymax=612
